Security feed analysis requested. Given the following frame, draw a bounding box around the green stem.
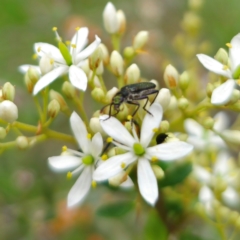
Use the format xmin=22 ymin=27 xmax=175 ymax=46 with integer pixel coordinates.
xmin=42 ymin=87 xmax=49 ymax=123
xmin=111 ymin=34 xmax=120 ymax=51
xmin=98 ymin=75 xmax=107 ymax=93
xmin=33 ymin=96 xmax=44 ymax=123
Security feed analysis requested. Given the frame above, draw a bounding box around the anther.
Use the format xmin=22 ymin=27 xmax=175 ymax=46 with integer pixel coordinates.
xmin=107 ymin=137 xmax=113 ymax=143
xmin=121 ymin=162 xmax=126 ymax=168
xmin=101 ymin=154 xmax=108 ymax=161
xmin=62 ymin=145 xmax=68 ymax=152
xmin=226 ymin=43 xmax=232 ymax=48
xmin=67 ymin=171 xmax=72 ymax=179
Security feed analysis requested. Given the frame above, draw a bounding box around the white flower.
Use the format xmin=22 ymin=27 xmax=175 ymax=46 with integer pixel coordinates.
xmin=197 ymin=33 xmax=240 ymax=105
xmin=184 ymin=112 xmax=228 ymax=151
xmin=0 ymin=100 xmax=18 ymax=123
xmin=48 ymin=112 xmax=103 ymax=208
xmin=93 ymin=103 xmax=193 ymax=206
xmin=32 ymin=27 xmax=101 ymax=95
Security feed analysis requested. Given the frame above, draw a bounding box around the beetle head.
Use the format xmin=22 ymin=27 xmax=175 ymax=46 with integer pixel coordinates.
xmin=112 ymin=93 xmax=124 ymax=110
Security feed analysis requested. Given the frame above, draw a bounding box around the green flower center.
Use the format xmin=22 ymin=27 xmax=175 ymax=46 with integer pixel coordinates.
xmin=133 ymin=143 xmax=145 ymax=156
xmin=82 ymin=155 xmax=94 ymax=165
xmin=58 ymin=41 xmax=72 ymax=66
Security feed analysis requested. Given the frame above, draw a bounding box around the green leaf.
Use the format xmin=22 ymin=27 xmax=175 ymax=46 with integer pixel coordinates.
xmin=144 ymin=210 xmax=168 ymax=240
xmin=96 ymin=201 xmax=134 ymax=218
xmin=159 ymin=162 xmax=192 ymax=187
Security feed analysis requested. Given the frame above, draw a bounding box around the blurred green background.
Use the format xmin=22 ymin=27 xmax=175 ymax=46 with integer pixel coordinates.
xmin=1 ymin=0 xmax=240 ymax=239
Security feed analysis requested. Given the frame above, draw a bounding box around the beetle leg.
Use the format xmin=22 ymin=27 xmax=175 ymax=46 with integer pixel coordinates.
xmin=142 ymin=97 xmax=153 ymax=116
xmin=126 ymin=101 xmax=140 ymax=117
xmin=150 ymin=90 xmax=159 ymax=105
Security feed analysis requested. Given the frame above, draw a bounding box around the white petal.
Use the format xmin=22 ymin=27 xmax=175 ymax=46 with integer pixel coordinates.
xmin=222 ymin=187 xmax=240 ymax=208
xmin=91 ymin=132 xmax=103 ymax=158
xmin=193 ymin=165 xmax=212 ymax=184
xmin=34 ymin=42 xmax=66 ymax=64
xmin=213 ymin=112 xmax=229 ymax=131
xmin=18 ymin=64 xmax=40 ymax=74
xmin=75 ymin=35 xmax=101 ymax=64
xmin=67 ymin=166 xmax=93 ymax=208
xmin=211 ymin=79 xmax=236 ymax=105
xmin=71 ymin=27 xmax=89 ymax=54
xmin=229 ymin=33 xmax=240 ymax=71
xmin=199 ymin=185 xmax=214 ymax=204
xmin=109 ymin=171 xmax=134 ymax=188
xmin=213 ymin=151 xmax=231 ymax=176
xmin=209 ymin=135 xmax=226 ymax=149
xmin=140 ymin=103 xmax=163 ymax=147
xmin=186 ymin=136 xmax=205 ymax=150
xmin=93 ymin=152 xmax=137 ymax=181
xmin=196 ymin=54 xmax=231 ymax=78
xmin=120 ymin=176 xmax=134 ymax=188
xmin=147 ymin=141 xmax=193 ymax=161
xmin=103 ymin=2 xmax=119 ymax=34
xmin=69 ymin=65 xmax=88 ymax=91
xmin=184 ymin=118 xmax=203 ymax=137
xmin=100 ymin=115 xmax=136 ymax=147
xmin=48 ymin=155 xmax=81 ymax=172
xmin=33 ymin=66 xmax=68 ymax=95
xmin=137 ymin=158 xmax=158 ymax=206
xmin=70 ymin=112 xmax=91 ymax=153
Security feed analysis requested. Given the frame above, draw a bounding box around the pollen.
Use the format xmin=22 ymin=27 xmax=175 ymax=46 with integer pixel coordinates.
xmin=127 ymin=115 xmax=132 ymax=121
xmin=107 ymin=137 xmax=113 ymax=143
xmin=101 ymin=154 xmax=108 ymax=161
xmin=87 ymin=133 xmax=92 ymax=139
xmin=151 ymin=156 xmax=158 ymax=162
xmin=62 ymin=145 xmax=68 ymax=152
xmin=121 ymin=162 xmax=126 ymax=169
xmin=71 ymin=44 xmax=77 ymax=49
xmin=91 ymin=180 xmax=97 ymax=188
xmin=67 ymin=171 xmax=72 ymax=179
xmin=226 ymin=42 xmax=232 ymax=48
xmin=222 ymin=65 xmax=229 ymax=70
xmin=52 ymin=27 xmax=57 ymax=31
xmin=152 ymin=128 xmax=158 ymax=133
xmin=32 ymin=53 xmax=38 ymax=60
xmin=65 ymin=41 xmax=70 ymax=46
xmin=75 ymin=27 xmax=80 ymax=31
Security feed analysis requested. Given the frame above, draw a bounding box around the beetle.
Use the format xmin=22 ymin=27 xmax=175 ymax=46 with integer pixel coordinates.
xmin=101 ymin=82 xmax=159 ymax=119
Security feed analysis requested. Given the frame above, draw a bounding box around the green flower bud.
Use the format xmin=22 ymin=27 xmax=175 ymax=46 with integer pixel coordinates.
xmin=164 ymin=64 xmax=179 ymax=89
xmin=133 ymin=31 xmax=149 ymax=50
xmin=218 ymin=206 xmax=230 ymax=221
xmin=89 ymin=46 xmax=103 ymax=70
xmin=98 ymin=44 xmax=109 ymax=65
xmin=48 ymin=99 xmax=60 ymax=118
xmin=159 ymin=120 xmax=169 ymax=133
xmin=235 ymin=216 xmax=240 ymax=230
xmin=0 ymin=100 xmax=18 ymax=123
xmin=106 ymin=87 xmax=119 ymax=103
xmin=167 ymin=96 xmax=178 ymax=110
xmin=62 ymin=81 xmax=75 ymax=99
xmin=110 ymin=50 xmax=124 ymax=76
xmin=96 ymin=61 xmax=104 ymax=75
xmin=203 ymin=117 xmax=214 ymax=129
xmin=206 ymin=82 xmax=214 ymax=98
xmin=103 ymin=2 xmax=119 ymax=34
xmin=229 ymin=89 xmax=240 ymax=104
xmin=229 ymin=211 xmax=239 ymax=225
xmin=189 ymin=0 xmax=204 ymax=10
xmin=116 ymin=10 xmax=126 ymax=34
xmin=123 ymin=46 xmax=135 ymax=59
xmin=27 ymin=66 xmax=40 ymax=85
xmin=178 ymin=97 xmax=189 ymax=110
xmin=221 ymin=130 xmax=240 ymax=145
xmin=181 ymin=12 xmax=202 ymax=35
xmin=2 ymin=82 xmax=15 ymax=101
xmin=49 ymin=90 xmax=68 ymax=112
xmin=214 ymin=48 xmax=228 ymax=65
xmin=16 ymin=136 xmax=29 ymax=149
xmin=152 ymin=165 xmax=165 ymax=180
xmin=179 ymin=71 xmax=190 ymax=90
xmin=124 ymin=63 xmax=140 ymax=84
xmin=91 ymin=87 xmax=105 ymax=102
xmin=89 ymin=117 xmax=106 ymax=136
xmin=107 ymin=147 xmax=126 ymax=158
xmin=0 ymin=127 xmax=7 ymax=139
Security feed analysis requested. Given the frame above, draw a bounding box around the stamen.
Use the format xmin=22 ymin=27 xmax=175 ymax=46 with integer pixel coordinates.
xmin=32 ymin=53 xmax=38 ymax=60
xmin=52 ymin=26 xmax=62 ymax=42
xmin=127 ymin=115 xmax=132 ymax=121
xmin=226 ymin=43 xmax=232 ymax=48
xmin=71 ymin=44 xmax=77 ymax=48
xmin=107 ymin=137 xmax=113 ymax=143
xmin=50 ymin=59 xmax=54 ymax=64
xmin=121 ymin=162 xmax=126 ymax=168
xmin=151 ymin=156 xmax=158 ymax=162
xmin=237 ymin=79 xmax=240 ymax=85
xmin=222 ymin=65 xmax=229 ymax=70
xmin=52 ymin=27 xmax=58 ymax=31
xmin=67 ymin=171 xmax=72 ymax=179
xmin=62 ymin=145 xmax=68 ymax=152
xmin=152 ymin=128 xmax=158 ymax=133
xmin=87 ymin=133 xmax=92 ymax=139
xmin=91 ymin=180 xmax=97 ymax=188
xmin=101 ymin=154 xmax=108 ymax=161
xmin=65 ymin=41 xmax=70 ymax=46
xmin=37 ymin=47 xmax=41 ymax=52
xmin=75 ymin=27 xmax=80 ymax=31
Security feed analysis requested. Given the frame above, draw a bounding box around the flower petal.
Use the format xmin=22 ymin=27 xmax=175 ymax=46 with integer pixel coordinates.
xmin=69 ymin=65 xmax=88 ymax=91
xmin=209 ymin=135 xmax=226 ymax=149
xmin=71 ymin=27 xmax=89 ymax=54
xmin=184 ymin=118 xmax=204 ymax=137
xmin=137 ymin=158 xmax=158 ymax=206
xmin=199 ymin=185 xmax=214 ymax=204
xmin=140 ymin=103 xmax=163 ymax=147
xmin=147 ymin=141 xmax=193 ymax=161
xmin=48 ymin=155 xmax=81 ymax=172
xmin=33 ymin=66 xmax=68 ymax=95
xmin=186 ymin=136 xmax=205 ymax=150
xmin=91 ymin=132 xmax=103 ymax=158
xmin=70 ymin=112 xmax=91 ymax=153
xmin=93 ymin=152 xmax=137 ymax=181
xmin=120 ymin=176 xmax=134 ymax=188
xmin=213 ymin=111 xmax=229 ymax=131
xmin=34 ymin=42 xmax=66 ymax=65
xmin=75 ymin=35 xmax=101 ymax=64
xmin=196 ymin=54 xmax=231 ymax=78
xmin=67 ymin=166 xmax=93 ymax=208
xmin=100 ymin=115 xmax=136 ymax=147
xmin=211 ymin=79 xmax=236 ymax=105
xmin=193 ymin=165 xmax=212 ymax=184
xmin=229 ymin=33 xmax=240 ymax=71
xmin=103 ymin=2 xmax=119 ymax=34
xmin=18 ymin=64 xmax=40 ymax=74
xmin=213 ymin=151 xmax=231 ymax=176
xmin=222 ymin=187 xmax=240 ymax=208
